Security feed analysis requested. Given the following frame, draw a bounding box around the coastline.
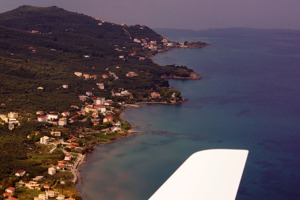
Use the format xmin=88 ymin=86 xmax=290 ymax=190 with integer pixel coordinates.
xmin=75 ymin=43 xmax=204 ymax=199
xmin=75 ymin=100 xmax=184 ymax=195
xmin=75 ymin=125 xmax=141 ymax=187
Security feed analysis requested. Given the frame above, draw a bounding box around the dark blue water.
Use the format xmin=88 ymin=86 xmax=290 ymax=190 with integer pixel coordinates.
xmin=78 ymin=28 xmax=300 ymax=200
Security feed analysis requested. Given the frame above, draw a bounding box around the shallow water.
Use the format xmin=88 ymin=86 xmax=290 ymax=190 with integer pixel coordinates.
xmin=78 ymin=28 xmax=300 ymax=200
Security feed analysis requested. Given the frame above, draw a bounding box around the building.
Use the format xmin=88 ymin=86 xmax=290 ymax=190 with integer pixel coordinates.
xmin=25 ymin=181 xmax=40 ymax=189
xmin=51 ymin=131 xmax=61 ymax=137
xmin=102 ymin=74 xmax=108 ymax=79
xmin=151 ymin=92 xmax=161 ymax=99
xmin=133 ymin=38 xmax=141 ymax=43
xmin=79 ymin=95 xmax=88 ymax=101
xmin=94 ymin=105 xmax=106 ymax=113
xmin=36 ymin=111 xmax=44 ymax=115
xmin=48 ymin=167 xmax=56 ymax=175
xmin=83 ymin=73 xmax=90 ymax=79
xmin=74 ymin=72 xmax=83 ymax=77
xmin=8 ymin=112 xmax=18 ymax=119
xmin=91 ymin=74 xmax=97 ymax=80
xmin=86 ymin=91 xmax=93 ymax=96
xmin=45 ymin=190 xmax=56 ymax=198
xmin=5 ymin=187 xmax=15 ymax=194
xmin=94 ymin=97 xmax=105 ymax=105
xmin=15 ymin=170 xmax=26 ymax=177
xmin=126 ymin=71 xmax=139 ymax=77
xmin=0 ymin=114 xmax=8 ymax=123
xmin=114 ymin=121 xmax=122 ymax=127
xmin=47 ymin=114 xmax=59 ymax=121
xmin=56 ymin=194 xmax=65 ymax=200
xmin=112 ymin=126 xmax=121 ymax=132
xmin=96 ymin=83 xmax=105 ymax=90
xmin=103 ymin=116 xmax=114 ymax=123
xmin=40 ymin=136 xmax=50 ymax=145
xmin=104 ymin=100 xmax=113 ymax=106
xmin=62 ymin=111 xmax=70 ymax=117
xmin=64 ymin=154 xmax=72 ymax=161
xmin=37 ymin=115 xmax=47 ymax=123
xmin=58 ymin=118 xmax=67 ymax=126
xmin=62 ymin=84 xmax=69 ymax=89
xmin=32 ymin=176 xmax=44 ymax=182
xmin=121 ymin=90 xmax=131 ymax=96
xmin=43 ymin=184 xmax=50 ymax=190
xmin=37 ymin=193 xmax=47 ymax=200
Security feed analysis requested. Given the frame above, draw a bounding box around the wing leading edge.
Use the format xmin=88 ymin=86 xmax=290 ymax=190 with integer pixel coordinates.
xmin=149 ymin=149 xmax=249 ymax=200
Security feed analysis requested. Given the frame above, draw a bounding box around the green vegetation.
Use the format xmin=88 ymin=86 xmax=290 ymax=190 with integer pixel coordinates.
xmin=0 ymin=5 xmax=199 ymax=112
xmin=0 ymin=5 xmax=204 ymax=199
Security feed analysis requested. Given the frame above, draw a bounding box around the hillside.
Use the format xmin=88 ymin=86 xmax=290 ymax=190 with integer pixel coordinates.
xmin=0 ymin=6 xmax=207 ymax=199
xmin=0 ymin=5 xmax=200 ymax=112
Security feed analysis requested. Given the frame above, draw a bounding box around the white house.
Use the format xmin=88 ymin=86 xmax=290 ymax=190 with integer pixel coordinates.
xmin=48 ymin=167 xmax=56 ymax=175
xmin=38 ymin=193 xmax=47 ymax=200
xmin=121 ymin=90 xmax=131 ymax=96
xmin=112 ymin=126 xmax=121 ymax=132
xmin=0 ymin=114 xmax=8 ymax=123
xmin=38 ymin=115 xmax=47 ymax=123
xmin=64 ymin=154 xmax=72 ymax=161
xmin=40 ymin=136 xmax=50 ymax=145
xmin=5 ymin=187 xmax=15 ymax=194
xmin=56 ymin=194 xmax=65 ymax=200
xmin=94 ymin=105 xmax=106 ymax=113
xmin=15 ymin=170 xmax=26 ymax=177
xmin=51 ymin=131 xmax=61 ymax=137
xmin=74 ymin=72 xmax=82 ymax=77
xmin=114 ymin=121 xmax=122 ymax=128
xmin=8 ymin=112 xmax=18 ymax=119
xmin=25 ymin=181 xmax=40 ymax=189
xmin=58 ymin=118 xmax=67 ymax=126
xmin=133 ymin=38 xmax=141 ymax=43
xmin=83 ymin=73 xmax=90 ymax=79
xmin=47 ymin=114 xmax=59 ymax=121
xmin=94 ymin=97 xmax=105 ymax=105
xmin=36 ymin=111 xmax=44 ymax=115
xmin=86 ymin=91 xmax=93 ymax=96
xmin=79 ymin=95 xmax=88 ymax=101
xmin=33 ymin=176 xmax=44 ymax=182
xmin=96 ymin=83 xmax=105 ymax=90
xmin=46 ymin=190 xmax=56 ymax=198
xmin=62 ymin=111 xmax=70 ymax=117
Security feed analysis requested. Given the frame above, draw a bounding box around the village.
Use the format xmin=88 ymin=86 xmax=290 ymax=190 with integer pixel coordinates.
xmin=0 ymin=65 xmax=175 ymax=200
xmin=0 ymin=15 xmax=205 ymax=199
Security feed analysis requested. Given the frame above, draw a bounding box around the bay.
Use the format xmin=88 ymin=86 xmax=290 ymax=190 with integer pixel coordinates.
xmin=78 ymin=28 xmax=300 ymax=200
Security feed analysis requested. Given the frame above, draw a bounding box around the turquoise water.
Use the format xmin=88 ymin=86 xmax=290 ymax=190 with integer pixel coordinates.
xmin=78 ymin=28 xmax=300 ymax=200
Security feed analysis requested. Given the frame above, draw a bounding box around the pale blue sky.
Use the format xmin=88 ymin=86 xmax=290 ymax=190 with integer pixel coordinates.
xmin=1 ymin=0 xmax=300 ymax=30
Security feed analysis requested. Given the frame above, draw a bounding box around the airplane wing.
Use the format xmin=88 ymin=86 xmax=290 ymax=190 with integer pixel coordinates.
xmin=149 ymin=149 xmax=248 ymax=200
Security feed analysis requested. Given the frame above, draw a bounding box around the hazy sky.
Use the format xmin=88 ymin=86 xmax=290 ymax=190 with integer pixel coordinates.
xmin=1 ymin=0 xmax=300 ymax=30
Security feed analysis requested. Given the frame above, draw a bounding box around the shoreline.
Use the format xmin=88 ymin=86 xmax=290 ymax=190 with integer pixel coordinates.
xmin=74 ymin=100 xmax=182 ymax=193
xmin=75 ymin=125 xmax=141 ymax=188
xmin=75 ymin=44 xmax=202 ymax=199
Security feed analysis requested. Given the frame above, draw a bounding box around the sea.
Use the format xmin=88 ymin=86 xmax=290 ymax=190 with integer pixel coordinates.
xmin=77 ymin=28 xmax=300 ymax=200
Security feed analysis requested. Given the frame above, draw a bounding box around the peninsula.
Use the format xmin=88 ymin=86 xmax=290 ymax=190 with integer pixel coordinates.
xmin=0 ymin=5 xmax=207 ymax=200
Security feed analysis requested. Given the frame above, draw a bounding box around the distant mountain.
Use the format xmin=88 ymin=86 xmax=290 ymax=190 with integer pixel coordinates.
xmin=0 ymin=5 xmax=162 ymax=62
xmin=0 ymin=5 xmax=162 ymax=40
